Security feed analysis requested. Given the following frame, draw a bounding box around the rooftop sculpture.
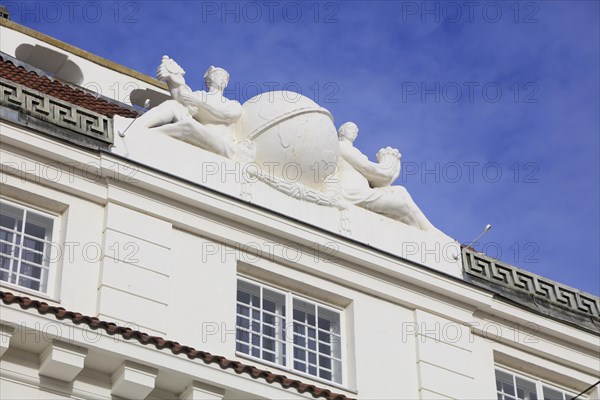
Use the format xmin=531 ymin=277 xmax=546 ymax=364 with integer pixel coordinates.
xmin=119 ymin=56 xmax=440 ymax=233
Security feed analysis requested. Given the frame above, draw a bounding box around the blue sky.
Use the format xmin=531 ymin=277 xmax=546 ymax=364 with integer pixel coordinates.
xmin=4 ymin=0 xmax=599 ymax=295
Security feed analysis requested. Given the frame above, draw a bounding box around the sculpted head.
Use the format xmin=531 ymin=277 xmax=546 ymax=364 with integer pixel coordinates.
xmin=204 ymin=66 xmax=230 ymax=91
xmin=338 ymin=122 xmax=359 ymax=143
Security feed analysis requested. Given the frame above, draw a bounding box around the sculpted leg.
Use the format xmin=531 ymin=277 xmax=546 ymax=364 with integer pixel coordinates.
xmin=135 ymin=100 xmax=184 ymax=128
xmin=151 ymin=119 xmax=235 ymax=159
xmin=391 ymin=187 xmax=440 ymax=232
xmin=363 ymin=186 xmax=440 ymax=233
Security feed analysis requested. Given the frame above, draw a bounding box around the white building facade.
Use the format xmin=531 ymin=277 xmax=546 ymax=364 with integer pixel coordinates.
xmin=0 ymin=16 xmax=599 ymax=400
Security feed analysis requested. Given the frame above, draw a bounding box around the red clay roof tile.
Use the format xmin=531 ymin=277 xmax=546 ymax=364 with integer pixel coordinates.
xmin=0 ymin=291 xmax=354 ymax=400
xmin=0 ymin=56 xmax=138 ymax=118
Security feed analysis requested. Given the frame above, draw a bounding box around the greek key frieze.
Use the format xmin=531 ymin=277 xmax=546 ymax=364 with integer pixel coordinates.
xmin=0 ymin=78 xmax=113 ymax=143
xmin=462 ymin=247 xmax=599 ymax=319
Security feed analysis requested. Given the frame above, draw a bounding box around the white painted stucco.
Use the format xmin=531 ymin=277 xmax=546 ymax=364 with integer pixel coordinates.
xmin=1 ymin=20 xmax=598 ymax=400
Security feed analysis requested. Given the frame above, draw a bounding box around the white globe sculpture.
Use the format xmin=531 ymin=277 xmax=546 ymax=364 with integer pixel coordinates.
xmin=238 ymin=91 xmax=339 ymax=191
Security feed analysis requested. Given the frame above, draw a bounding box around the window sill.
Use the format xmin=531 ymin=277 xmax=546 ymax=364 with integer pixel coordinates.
xmin=235 ymin=351 xmax=357 ymax=394
xmin=0 ymin=282 xmax=60 ymax=304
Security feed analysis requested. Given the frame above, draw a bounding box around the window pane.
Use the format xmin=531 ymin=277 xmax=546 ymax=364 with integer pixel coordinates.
xmin=238 ymin=280 xmax=259 ymax=301
xmin=0 ymin=202 xmax=54 ymax=293
xmin=293 ymin=346 xmax=306 ymax=362
xmin=293 ymin=308 xmax=305 ymax=322
xmin=237 ymin=289 xmax=250 ymax=304
xmin=542 ymin=386 xmax=564 ymax=400
xmin=293 ymin=334 xmax=305 ymax=346
xmin=263 ymin=291 xmax=278 ymax=312
xmin=237 ymin=304 xmax=250 ymax=317
xmin=293 ymin=322 xmax=306 ymax=337
xmin=318 ymin=329 xmax=331 ymax=343
xmin=236 ymin=280 xmax=343 ymax=384
xmin=496 ymin=370 xmax=516 ymax=397
xmin=24 ymin=222 xmax=47 ymax=240
xmin=308 ymin=351 xmax=317 ymax=365
xmin=235 ymin=280 xmax=286 ymax=366
xmin=21 ymin=248 xmax=44 ymax=265
xmin=20 ymin=263 xmax=42 ymax=279
xmin=294 ymin=360 xmax=306 ymax=372
xmin=18 ymin=276 xmax=40 ymax=291
xmin=263 ymin=350 xmax=275 ymax=363
xmin=319 ymin=355 xmax=331 ymax=369
xmin=332 ymin=359 xmax=342 ymax=383
xmin=25 ymin=213 xmax=53 ymax=241
xmin=0 ymin=204 xmax=23 ymax=230
xmin=0 ymin=270 xmax=9 ymax=282
xmin=319 ymin=307 xmax=340 ymax=334
xmin=319 ymin=369 xmax=332 ymax=381
xmin=0 ymin=229 xmax=15 ymax=243
xmin=291 ymin=298 xmax=342 ymax=383
xmin=236 ymin=328 xmax=249 ymax=344
xmin=262 ymin=322 xmax=276 ymax=338
xmin=237 ymin=315 xmax=249 ymax=329
xmin=516 ymin=377 xmax=537 ymax=400
xmin=307 ymin=311 xmax=316 ymax=326
xmin=0 ymin=242 xmax=17 ymax=267
xmin=262 ymin=337 xmax=275 ymax=352
xmin=293 ymin=299 xmax=315 ymax=321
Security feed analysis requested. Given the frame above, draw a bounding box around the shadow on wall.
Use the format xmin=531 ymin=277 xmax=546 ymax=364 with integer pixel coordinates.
xmin=130 ymin=88 xmax=170 ymax=110
xmin=16 ymin=44 xmax=84 ymax=85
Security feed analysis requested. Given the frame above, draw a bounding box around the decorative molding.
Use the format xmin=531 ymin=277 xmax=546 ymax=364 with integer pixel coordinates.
xmin=338 ymin=208 xmax=351 ymax=236
xmin=251 ymin=167 xmax=342 ymax=209
xmin=0 ymin=78 xmax=113 ymax=144
xmin=111 ymin=360 xmax=158 ymax=399
xmin=39 ymin=341 xmax=88 ymax=382
xmin=462 ymin=247 xmax=600 ymax=320
xmin=237 ymin=140 xmax=256 ymax=202
xmin=0 ymin=323 xmax=15 ymax=358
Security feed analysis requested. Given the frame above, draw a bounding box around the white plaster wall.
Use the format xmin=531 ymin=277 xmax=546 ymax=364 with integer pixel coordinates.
xmin=2 ymin=118 xmax=598 ymax=399
xmin=0 ymin=132 xmax=105 ymax=316
xmin=165 ymin=230 xmax=238 ymax=356
xmin=97 ymin=203 xmax=172 ymax=335
xmin=353 ymin=297 xmax=419 ymax=399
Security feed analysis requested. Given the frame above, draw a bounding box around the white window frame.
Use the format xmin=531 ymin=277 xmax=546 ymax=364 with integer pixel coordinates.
xmin=235 ymin=277 xmax=345 ymax=386
xmin=495 ymin=366 xmax=581 ymax=400
xmin=0 ymin=198 xmax=60 ymax=297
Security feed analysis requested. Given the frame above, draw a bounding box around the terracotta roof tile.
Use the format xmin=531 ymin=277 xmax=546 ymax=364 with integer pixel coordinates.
xmin=0 ymin=291 xmax=354 ymax=400
xmin=0 ymin=56 xmax=138 ymax=118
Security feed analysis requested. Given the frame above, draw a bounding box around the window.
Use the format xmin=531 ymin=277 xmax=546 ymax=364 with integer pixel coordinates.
xmin=0 ymin=200 xmax=57 ymax=294
xmin=495 ymin=368 xmax=579 ymax=400
xmin=236 ymin=278 xmax=343 ymax=384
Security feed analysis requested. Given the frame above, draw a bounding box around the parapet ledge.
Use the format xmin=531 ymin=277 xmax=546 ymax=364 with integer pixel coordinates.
xmin=461 ymin=246 xmax=600 ymax=331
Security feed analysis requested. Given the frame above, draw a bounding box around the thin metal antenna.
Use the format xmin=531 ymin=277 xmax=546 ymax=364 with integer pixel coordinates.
xmin=118 ymin=99 xmax=151 ymax=137
xmin=453 ymin=224 xmax=492 ymax=260
xmin=465 ymin=224 xmax=492 ymax=249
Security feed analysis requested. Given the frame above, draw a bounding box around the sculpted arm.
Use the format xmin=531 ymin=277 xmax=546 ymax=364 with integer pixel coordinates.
xmin=156 ymin=56 xmax=195 ymax=103
xmin=156 ymin=56 xmax=241 ymax=123
xmin=180 ymin=92 xmax=242 ymax=122
xmin=339 ymin=142 xmax=400 ymax=187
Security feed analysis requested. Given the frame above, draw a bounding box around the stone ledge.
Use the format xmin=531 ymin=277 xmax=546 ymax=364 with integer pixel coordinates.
xmin=462 ymin=246 xmax=600 ymax=322
xmin=0 ymin=78 xmax=113 ymax=144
